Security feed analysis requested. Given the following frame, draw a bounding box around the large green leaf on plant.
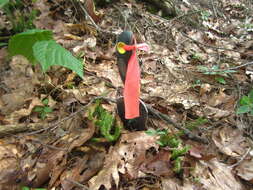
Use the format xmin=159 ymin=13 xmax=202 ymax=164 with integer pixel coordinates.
xmin=33 ymin=40 xmax=83 ymax=78
xmin=8 ymin=29 xmax=53 ymax=62
xmin=0 ymin=0 xmax=9 ymax=8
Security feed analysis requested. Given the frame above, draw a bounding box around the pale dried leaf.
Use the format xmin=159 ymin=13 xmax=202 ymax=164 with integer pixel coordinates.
xmin=212 ymin=127 xmax=249 ymax=157
xmin=89 ymin=132 xmax=158 ymax=190
xmin=162 ymin=178 xmax=194 ymax=190
xmin=236 ymin=158 xmax=253 ymax=183
xmin=195 ymin=159 xmax=244 ymax=190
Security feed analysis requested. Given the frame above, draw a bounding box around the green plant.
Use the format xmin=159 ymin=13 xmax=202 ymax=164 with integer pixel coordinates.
xmin=146 ymin=129 xmax=189 ymax=173
xmin=33 ymin=98 xmax=53 ymax=120
xmin=197 ymin=65 xmax=236 ymax=76
xmin=236 ymin=89 xmax=253 ymax=115
xmin=8 ymin=29 xmax=84 ymax=78
xmin=89 ymin=101 xmax=122 ymax=142
xmin=215 ymin=76 xmax=226 ymax=84
xmin=191 ymin=53 xmax=202 ymax=61
xmin=0 ymin=0 xmax=38 ymax=33
xmin=185 ymin=117 xmax=208 ymax=131
xmin=21 ymin=186 xmax=46 ymax=190
xmin=200 ymin=10 xmax=211 ymax=21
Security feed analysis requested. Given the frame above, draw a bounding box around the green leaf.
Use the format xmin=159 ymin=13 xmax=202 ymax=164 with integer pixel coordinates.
xmin=42 ymin=98 xmax=49 ymax=105
xmin=240 ymin=96 xmax=251 ymax=105
xmin=171 ymin=146 xmax=190 ymax=160
xmin=215 ymin=77 xmax=226 ymax=84
xmin=40 ymin=112 xmax=46 ymax=120
xmin=21 ymin=187 xmax=30 ymax=190
xmin=0 ymin=0 xmax=9 ymax=8
xmin=34 ymin=106 xmax=44 ymax=113
xmin=33 ymin=40 xmax=83 ymax=78
xmin=145 ymin=129 xmax=157 ymax=136
xmin=236 ymin=105 xmax=251 ymax=114
xmin=173 ymin=157 xmax=182 ymax=173
xmin=250 ymin=109 xmax=253 ymax=116
xmin=249 ymin=89 xmax=253 ymax=103
xmin=43 ymin=106 xmax=53 ymax=113
xmin=8 ymin=29 xmax=53 ymax=62
xmin=0 ymin=42 xmax=7 ymax=47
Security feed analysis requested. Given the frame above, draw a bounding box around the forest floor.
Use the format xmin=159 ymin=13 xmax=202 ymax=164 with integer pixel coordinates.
xmin=0 ymin=0 xmax=253 ymax=189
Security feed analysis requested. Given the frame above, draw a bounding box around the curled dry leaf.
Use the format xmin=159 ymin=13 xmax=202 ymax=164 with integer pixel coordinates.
xmin=0 ymin=140 xmax=23 ymax=189
xmin=195 ymin=159 xmax=244 ymax=190
xmin=89 ymin=132 xmax=159 ymax=190
xmin=203 ymin=105 xmax=231 ymax=119
xmin=161 ymin=177 xmax=194 ymax=190
xmin=140 ymin=150 xmax=174 ymax=177
xmin=236 ymin=157 xmax=253 ymax=183
xmin=60 ymin=152 xmax=105 ymax=190
xmin=212 ymin=127 xmax=249 ymax=158
xmin=0 ymin=56 xmax=39 ymax=114
xmin=85 ymin=0 xmax=103 ymax=23
xmin=207 ymin=90 xmax=231 ymax=107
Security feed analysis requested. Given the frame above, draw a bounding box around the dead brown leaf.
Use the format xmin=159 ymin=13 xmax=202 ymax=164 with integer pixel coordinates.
xmin=60 ymin=151 xmax=105 ymax=190
xmin=0 ymin=141 xmax=21 ymax=188
xmin=212 ymin=127 xmax=249 ymax=158
xmin=161 ymin=177 xmax=194 ymax=190
xmin=236 ymin=157 xmax=253 ymax=183
xmin=89 ymin=131 xmax=159 ymax=190
xmin=195 ymin=158 xmax=244 ymax=190
xmin=140 ymin=150 xmax=173 ymax=177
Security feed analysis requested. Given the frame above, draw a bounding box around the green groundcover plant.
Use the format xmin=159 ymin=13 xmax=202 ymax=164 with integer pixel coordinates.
xmin=236 ymin=89 xmax=253 ymax=115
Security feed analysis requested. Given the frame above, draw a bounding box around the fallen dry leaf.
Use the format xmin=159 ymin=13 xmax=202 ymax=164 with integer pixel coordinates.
xmin=195 ymin=158 xmax=244 ymax=190
xmin=235 ymin=157 xmax=253 ymax=183
xmin=0 ymin=139 xmax=26 ymax=189
xmin=161 ymin=177 xmax=194 ymax=190
xmin=0 ymin=56 xmax=39 ymax=115
xmin=140 ymin=150 xmax=173 ymax=177
xmin=212 ymin=127 xmax=249 ymax=157
xmin=60 ymin=151 xmax=105 ymax=190
xmin=89 ymin=131 xmax=159 ymax=190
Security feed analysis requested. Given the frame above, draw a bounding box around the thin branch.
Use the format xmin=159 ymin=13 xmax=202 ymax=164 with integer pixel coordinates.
xmin=229 ymin=148 xmax=251 ymax=168
xmin=181 ymin=32 xmax=243 ymax=53
xmin=101 ymin=97 xmax=208 ymax=144
xmin=146 ymin=104 xmax=209 ymax=144
xmin=22 ymin=96 xmax=104 ymax=136
xmin=65 ymin=179 xmax=90 ymax=190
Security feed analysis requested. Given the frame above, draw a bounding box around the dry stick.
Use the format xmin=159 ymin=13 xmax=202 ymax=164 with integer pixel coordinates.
xmin=65 ymin=179 xmax=90 ymax=190
xmin=4 ymin=96 xmax=103 ymax=137
xmin=101 ymin=97 xmax=208 ymax=144
xmin=229 ymin=148 xmax=251 ymax=168
xmin=0 ymin=123 xmax=45 ymax=138
xmin=146 ymin=104 xmax=209 ymax=144
xmin=77 ymin=1 xmax=102 ymax=32
xmin=181 ymin=32 xmax=243 ymax=53
xmin=192 ymin=61 xmax=253 ymax=74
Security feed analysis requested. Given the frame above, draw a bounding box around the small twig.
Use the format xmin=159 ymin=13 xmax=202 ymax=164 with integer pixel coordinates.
xmin=65 ymin=179 xmax=90 ymax=190
xmin=229 ymin=148 xmax=251 ymax=168
xmin=146 ymin=104 xmax=209 ymax=144
xmin=77 ymin=1 xmax=102 ymax=32
xmin=102 ymin=97 xmax=208 ymax=144
xmin=158 ymin=10 xmax=202 ymax=27
xmin=181 ymin=32 xmax=243 ymax=53
xmin=224 ymin=61 xmax=253 ymax=71
xmin=24 ymin=96 xmax=104 ymax=136
xmin=193 ymin=61 xmax=253 ymax=74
